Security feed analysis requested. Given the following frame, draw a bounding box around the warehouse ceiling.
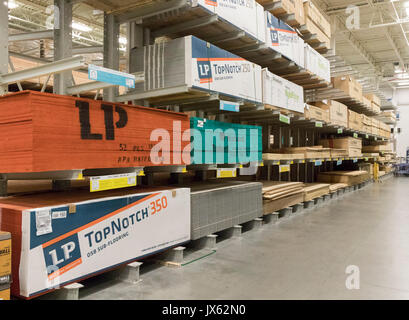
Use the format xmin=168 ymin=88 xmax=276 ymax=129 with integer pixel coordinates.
xmin=6 ymin=0 xmax=409 ymax=91
xmin=316 ymin=0 xmax=409 ymax=90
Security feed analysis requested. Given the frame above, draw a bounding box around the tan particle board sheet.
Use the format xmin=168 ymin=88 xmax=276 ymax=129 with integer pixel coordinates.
xmin=279 ymin=147 xmax=331 ymax=159
xmin=317 ymin=171 xmax=370 ymax=186
xmin=330 ymin=149 xmax=348 ymax=158
xmin=262 ymin=181 xmax=304 ymax=193
xmin=262 ymin=181 xmax=305 ymax=214
xmin=303 ymin=183 xmax=330 ymax=201
xmin=262 ymin=153 xmax=305 ymax=161
xmin=329 ymin=183 xmax=348 ymax=192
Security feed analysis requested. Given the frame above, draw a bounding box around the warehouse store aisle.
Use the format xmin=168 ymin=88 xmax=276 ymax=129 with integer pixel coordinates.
xmin=80 ymin=178 xmax=409 ymax=300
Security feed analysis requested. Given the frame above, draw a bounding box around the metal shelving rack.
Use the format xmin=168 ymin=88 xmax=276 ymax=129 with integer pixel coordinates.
xmin=0 ymin=0 xmax=390 ymax=193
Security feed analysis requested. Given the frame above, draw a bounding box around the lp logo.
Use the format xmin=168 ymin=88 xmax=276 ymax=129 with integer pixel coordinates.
xmin=345 ymin=265 xmax=360 ymax=290
xmin=43 ymin=234 xmax=82 ymax=275
xmin=76 ymin=100 xmax=128 ymax=140
xmin=197 ymin=60 xmax=213 ymax=83
xmin=270 ymin=30 xmax=279 ymax=44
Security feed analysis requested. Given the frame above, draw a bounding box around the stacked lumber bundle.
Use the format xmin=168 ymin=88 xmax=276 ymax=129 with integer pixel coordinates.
xmin=278 ymin=146 xmax=331 ymax=159
xmin=313 ymin=100 xmax=348 ymax=127
xmin=363 ymin=152 xmax=379 ymax=157
xmin=319 ymin=137 xmax=362 ymax=157
xmin=0 ymin=91 xmax=190 ymax=173
xmin=262 ymin=69 xmax=304 ymax=114
xmin=348 ymin=110 xmax=362 ymax=131
xmin=378 ymin=121 xmax=391 ymax=139
xmin=364 ymin=94 xmax=381 ymax=114
xmin=304 ymin=104 xmax=330 ymax=122
xmin=329 ymin=183 xmax=348 ymax=193
xmin=370 ymin=118 xmax=380 ymax=136
xmin=380 ymin=111 xmax=396 ymax=123
xmin=262 ymin=181 xmax=304 ymax=214
xmin=330 ymin=149 xmax=348 ymax=158
xmin=262 ymin=153 xmax=304 ymax=161
xmin=130 ymin=36 xmax=262 ymax=104
xmin=331 ymin=76 xmax=363 ymax=102
xmin=188 ymin=181 xmax=263 ymax=240
xmin=303 ymin=183 xmax=330 ymax=201
xmin=302 ymin=1 xmax=331 ymax=49
xmin=359 ymin=163 xmax=374 ymax=176
xmin=362 ymin=143 xmax=392 ymax=153
xmin=361 ymin=114 xmax=372 ymax=134
xmin=258 ymin=0 xmax=305 ymax=27
xmin=317 ymin=171 xmax=370 ymax=186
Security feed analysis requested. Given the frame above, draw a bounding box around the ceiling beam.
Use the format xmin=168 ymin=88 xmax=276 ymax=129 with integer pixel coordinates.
xmin=334 ymin=16 xmax=383 ymax=75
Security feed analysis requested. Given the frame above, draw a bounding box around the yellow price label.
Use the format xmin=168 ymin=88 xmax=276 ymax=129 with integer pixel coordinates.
xmin=217 ymin=169 xmax=237 ymax=178
xmin=90 ymin=173 xmax=137 ymax=192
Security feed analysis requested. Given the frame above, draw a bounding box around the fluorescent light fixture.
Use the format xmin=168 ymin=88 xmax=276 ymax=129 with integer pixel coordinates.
xmin=405 ymin=1 xmax=409 ymax=7
xmin=119 ymin=37 xmax=127 ymax=45
xmin=72 ymin=22 xmax=92 ymax=32
xmin=8 ymin=0 xmax=18 ymax=9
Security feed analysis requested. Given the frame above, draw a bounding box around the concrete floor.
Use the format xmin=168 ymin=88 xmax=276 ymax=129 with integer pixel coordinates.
xmin=79 ymin=176 xmax=409 ymax=300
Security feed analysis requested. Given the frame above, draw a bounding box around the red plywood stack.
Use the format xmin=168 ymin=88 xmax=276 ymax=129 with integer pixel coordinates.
xmin=0 ymin=91 xmax=190 ymax=173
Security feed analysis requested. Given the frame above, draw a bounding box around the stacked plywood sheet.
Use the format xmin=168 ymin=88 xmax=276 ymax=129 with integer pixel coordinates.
xmin=361 ymin=114 xmax=372 ymax=134
xmin=189 ymin=181 xmax=263 ymax=240
xmin=358 ymin=163 xmax=374 ymax=176
xmin=278 ymin=146 xmax=331 ymax=159
xmin=348 ymin=110 xmax=362 ymax=131
xmin=262 ymin=181 xmax=304 ymax=214
xmin=379 ymin=121 xmax=391 ymax=139
xmin=265 ymin=12 xmax=305 ymax=67
xmin=262 ymin=153 xmax=305 ymax=161
xmin=262 ymin=69 xmax=304 ymax=114
xmin=319 ymin=137 xmax=362 ymax=157
xmin=380 ymin=111 xmax=396 ymax=123
xmin=0 ymin=186 xmax=191 ymax=299
xmin=362 ymin=143 xmax=392 ymax=153
xmin=303 ymin=183 xmax=330 ymax=201
xmin=329 ymin=183 xmax=348 ymax=193
xmin=332 ymin=75 xmax=363 ymax=102
xmin=303 ymin=1 xmax=331 ymax=39
xmin=304 ymin=44 xmax=330 ymax=82
xmin=304 ymin=104 xmax=330 ymax=122
xmin=330 ymin=149 xmax=348 ymax=158
xmin=364 ymin=94 xmax=381 ymax=114
xmin=317 ymin=171 xmax=370 ymax=186
xmin=258 ymin=0 xmax=305 ymax=26
xmin=313 ymin=100 xmax=348 ymax=127
xmin=130 ymin=36 xmax=262 ymax=104
xmin=0 ymin=91 xmax=190 ymax=173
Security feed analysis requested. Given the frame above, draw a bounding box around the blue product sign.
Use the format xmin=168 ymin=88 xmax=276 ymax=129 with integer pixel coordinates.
xmin=315 ymin=160 xmax=322 ymax=166
xmin=220 ymin=100 xmax=240 ymax=112
xmin=88 ymin=64 xmax=135 ymax=88
xmin=337 ymin=160 xmax=342 ymax=166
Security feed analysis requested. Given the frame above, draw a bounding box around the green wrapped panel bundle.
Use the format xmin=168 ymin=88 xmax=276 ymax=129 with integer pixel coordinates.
xmin=190 ymin=117 xmax=262 ymax=165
